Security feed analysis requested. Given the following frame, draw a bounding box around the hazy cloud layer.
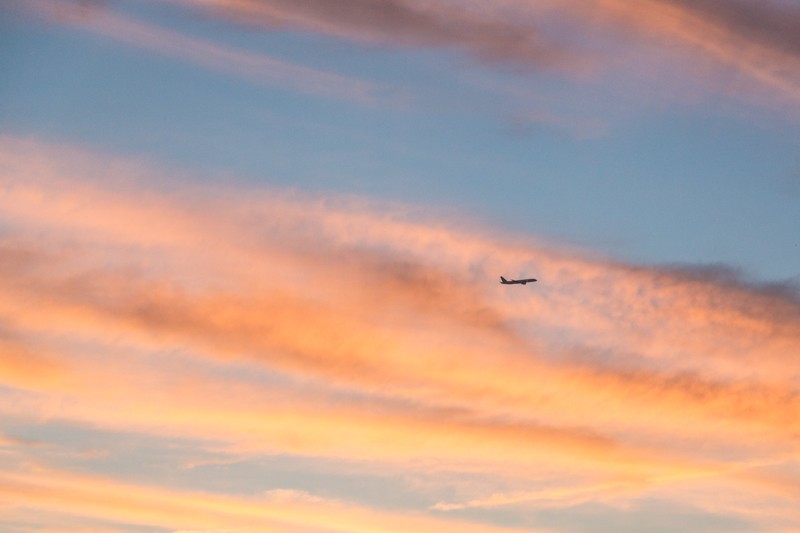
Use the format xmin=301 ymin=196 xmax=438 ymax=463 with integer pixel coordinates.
xmin=1 ymin=136 xmax=799 ymax=530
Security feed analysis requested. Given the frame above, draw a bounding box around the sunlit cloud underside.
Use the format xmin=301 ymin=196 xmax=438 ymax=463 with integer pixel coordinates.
xmin=1 ymin=136 xmax=799 ymax=532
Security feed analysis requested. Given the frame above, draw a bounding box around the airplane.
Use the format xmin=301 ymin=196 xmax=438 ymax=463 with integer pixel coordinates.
xmin=500 ymin=276 xmax=537 ymax=285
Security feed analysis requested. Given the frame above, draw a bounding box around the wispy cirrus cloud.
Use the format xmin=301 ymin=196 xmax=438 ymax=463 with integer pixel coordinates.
xmin=1 ymin=136 xmax=799 ymax=530
xmin=570 ymin=0 xmax=800 ymax=102
xmin=644 ymin=0 xmax=800 ymax=59
xmin=16 ymin=0 xmax=382 ymax=102
xmin=171 ymin=0 xmax=572 ymax=69
xmin=163 ymin=0 xmax=800 ymax=106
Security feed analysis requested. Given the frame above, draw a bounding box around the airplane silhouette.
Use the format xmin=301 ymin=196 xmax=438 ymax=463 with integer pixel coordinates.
xmin=500 ymin=276 xmax=537 ymax=285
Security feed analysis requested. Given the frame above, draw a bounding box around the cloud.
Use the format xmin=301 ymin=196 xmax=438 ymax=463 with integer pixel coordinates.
xmin=432 ymin=480 xmax=640 ymax=511
xmin=1 ymin=136 xmax=799 ymax=529
xmin=16 ymin=0 xmax=800 ymax=119
xmin=159 ymin=0 xmax=800 ymax=106
xmin=0 ymin=465 xmax=552 ymax=533
xmin=171 ymin=0 xmax=571 ymax=69
xmin=2 ymin=134 xmax=799 ymax=428
xmin=17 ymin=0 xmax=381 ymax=102
xmin=666 ymin=0 xmax=800 ymax=58
xmin=566 ymin=0 xmax=800 ymax=102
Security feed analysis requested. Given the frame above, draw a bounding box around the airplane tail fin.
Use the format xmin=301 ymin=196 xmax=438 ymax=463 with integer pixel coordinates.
xmin=500 ymin=276 xmax=508 ymax=283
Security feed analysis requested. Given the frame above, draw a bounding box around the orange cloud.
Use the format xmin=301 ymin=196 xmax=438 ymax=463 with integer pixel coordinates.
xmin=2 ymin=135 xmax=799 ymax=435
xmin=3 ymin=221 xmax=798 ymax=453
xmin=1 ymin=136 xmax=799 ymax=529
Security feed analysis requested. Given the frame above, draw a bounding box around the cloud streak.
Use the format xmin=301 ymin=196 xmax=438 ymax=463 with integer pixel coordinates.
xmin=173 ymin=0 xmax=571 ymax=69
xmin=1 ymin=465 xmax=552 ymax=533
xmin=161 ymin=0 xmax=800 ymax=105
xmin=17 ymin=0 xmax=381 ymax=102
xmin=574 ymin=0 xmax=800 ymax=101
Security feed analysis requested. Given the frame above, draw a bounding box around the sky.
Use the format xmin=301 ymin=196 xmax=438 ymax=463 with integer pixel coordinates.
xmin=1 ymin=0 xmax=799 ymax=532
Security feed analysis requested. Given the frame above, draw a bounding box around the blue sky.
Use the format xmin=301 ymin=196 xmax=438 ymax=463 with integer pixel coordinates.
xmin=1 ymin=1 xmax=799 ymax=532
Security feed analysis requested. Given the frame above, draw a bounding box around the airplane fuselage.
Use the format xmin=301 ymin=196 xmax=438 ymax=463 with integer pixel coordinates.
xmin=500 ymin=276 xmax=537 ymax=285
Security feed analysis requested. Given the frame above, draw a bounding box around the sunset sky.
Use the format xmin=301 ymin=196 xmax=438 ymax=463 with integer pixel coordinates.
xmin=1 ymin=1 xmax=800 ymax=532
